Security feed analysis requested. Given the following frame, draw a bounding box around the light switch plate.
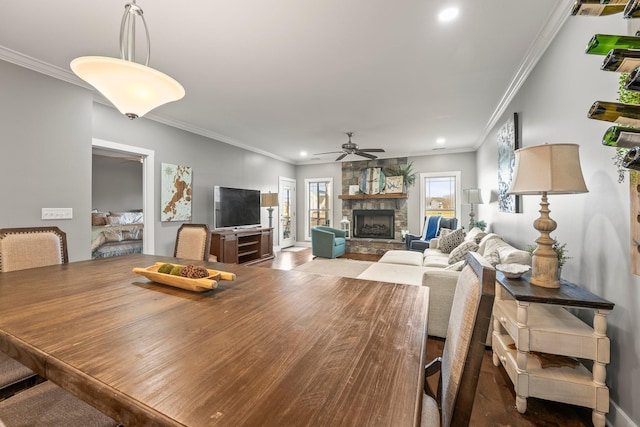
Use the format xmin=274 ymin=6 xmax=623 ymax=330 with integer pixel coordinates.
xmin=42 ymin=208 xmax=73 ymax=220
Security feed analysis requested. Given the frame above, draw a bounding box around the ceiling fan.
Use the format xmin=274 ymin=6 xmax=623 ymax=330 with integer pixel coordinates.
xmin=314 ymin=132 xmax=385 ymax=161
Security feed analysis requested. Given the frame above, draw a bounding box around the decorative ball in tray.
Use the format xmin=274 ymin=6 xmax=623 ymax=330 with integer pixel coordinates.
xmin=495 ymin=263 xmax=531 ymax=279
xmin=133 ymin=262 xmax=236 ymax=292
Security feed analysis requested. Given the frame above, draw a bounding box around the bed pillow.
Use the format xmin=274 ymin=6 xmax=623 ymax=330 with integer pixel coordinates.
xmin=109 ymin=211 xmax=144 ymax=225
xmin=91 ymin=212 xmax=108 ymax=226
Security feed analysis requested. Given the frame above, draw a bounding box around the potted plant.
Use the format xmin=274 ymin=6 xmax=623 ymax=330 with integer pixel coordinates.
xmin=471 ymin=219 xmax=487 ymax=231
xmin=384 ymin=161 xmax=416 ymax=193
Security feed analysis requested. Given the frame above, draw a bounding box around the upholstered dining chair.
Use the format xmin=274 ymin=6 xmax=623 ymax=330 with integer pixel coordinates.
xmin=0 ymin=226 xmax=70 ymax=397
xmin=0 ymin=226 xmax=68 ymax=272
xmin=0 ymin=226 xmax=118 ymax=426
xmin=174 ymin=223 xmax=211 ymax=261
xmin=421 ymin=251 xmax=495 ymax=427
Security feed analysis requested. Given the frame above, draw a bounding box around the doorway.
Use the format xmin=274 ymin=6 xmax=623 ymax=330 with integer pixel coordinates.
xmin=92 ymin=139 xmax=155 ymax=254
xmin=279 ymin=177 xmax=296 ymax=248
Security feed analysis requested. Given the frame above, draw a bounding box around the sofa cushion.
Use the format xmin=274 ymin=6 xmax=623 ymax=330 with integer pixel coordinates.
xmin=334 ymin=237 xmax=346 ymax=246
xmin=498 ymin=246 xmax=532 ymax=265
xmin=438 ymin=228 xmax=465 ymax=254
xmin=357 ymin=262 xmax=430 ymax=286
xmin=477 ymin=233 xmax=502 ymax=255
xmin=444 ymin=260 xmax=465 ymax=271
xmin=423 ymin=254 xmax=450 ymax=268
xmin=481 ymin=236 xmax=508 ymax=257
xmin=448 ymin=241 xmax=479 ymax=264
xmin=464 ymin=227 xmax=487 ymax=244
xmin=484 ymin=250 xmax=501 ymax=267
xmin=378 ymin=250 xmax=423 ymax=266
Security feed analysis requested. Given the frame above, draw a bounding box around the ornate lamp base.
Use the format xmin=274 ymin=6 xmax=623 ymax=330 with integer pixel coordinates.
xmin=530 ymin=192 xmax=560 ymax=289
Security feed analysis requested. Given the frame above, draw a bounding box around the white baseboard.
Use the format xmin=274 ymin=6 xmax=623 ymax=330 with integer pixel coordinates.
xmin=608 ymin=399 xmax=637 ymax=427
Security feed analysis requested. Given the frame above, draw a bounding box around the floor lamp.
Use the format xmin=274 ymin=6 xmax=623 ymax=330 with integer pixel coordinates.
xmin=508 ymin=143 xmax=588 ymax=288
xmin=261 ymin=192 xmax=279 ymax=229
xmin=462 ymin=188 xmax=484 ymax=230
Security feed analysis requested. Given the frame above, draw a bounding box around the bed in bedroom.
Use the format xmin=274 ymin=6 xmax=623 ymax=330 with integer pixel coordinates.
xmin=91 ymin=211 xmax=144 ymax=259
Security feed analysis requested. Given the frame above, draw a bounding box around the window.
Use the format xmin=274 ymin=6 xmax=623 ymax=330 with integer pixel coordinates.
xmin=419 ymin=172 xmax=461 ymax=223
xmin=305 ymin=178 xmax=333 ymax=240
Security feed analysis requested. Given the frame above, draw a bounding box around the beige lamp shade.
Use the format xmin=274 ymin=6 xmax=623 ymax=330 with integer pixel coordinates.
xmin=71 ymin=56 xmax=185 ymax=119
xmin=261 ymin=193 xmax=279 ymax=207
xmin=462 ymin=188 xmax=484 ymax=205
xmin=508 ymin=143 xmax=588 ymax=195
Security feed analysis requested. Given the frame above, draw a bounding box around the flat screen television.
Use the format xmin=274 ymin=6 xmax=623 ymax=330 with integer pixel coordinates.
xmin=213 ymin=186 xmax=261 ymax=229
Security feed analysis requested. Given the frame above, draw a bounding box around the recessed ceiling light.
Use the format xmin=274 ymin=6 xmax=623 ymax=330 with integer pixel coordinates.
xmin=438 ymin=7 xmax=459 ymax=22
xmin=436 ymin=138 xmax=446 ymax=145
xmin=300 ymin=151 xmax=307 ymax=157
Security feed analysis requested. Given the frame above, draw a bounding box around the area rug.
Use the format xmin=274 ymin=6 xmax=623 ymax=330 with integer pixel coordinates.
xmin=281 ymin=246 xmax=308 ymax=252
xmin=293 ymin=258 xmax=374 ymax=278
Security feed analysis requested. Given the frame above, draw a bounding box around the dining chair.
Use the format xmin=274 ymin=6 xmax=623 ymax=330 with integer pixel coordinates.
xmin=421 ymin=251 xmax=495 ymax=427
xmin=0 ymin=226 xmax=70 ymax=396
xmin=0 ymin=380 xmax=118 ymax=426
xmin=174 ymin=223 xmax=211 ymax=261
xmin=0 ymin=226 xmax=118 ymax=426
xmin=0 ymin=226 xmax=68 ymax=272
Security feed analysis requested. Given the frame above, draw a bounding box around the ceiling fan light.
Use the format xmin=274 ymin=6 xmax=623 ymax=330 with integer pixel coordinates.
xmin=71 ymin=56 xmax=185 ymax=119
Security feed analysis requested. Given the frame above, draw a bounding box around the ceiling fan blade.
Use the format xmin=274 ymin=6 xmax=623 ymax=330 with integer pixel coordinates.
xmin=358 ymin=148 xmax=385 ymax=153
xmin=355 ymin=151 xmax=378 ymax=160
xmin=335 ymin=153 xmax=348 ymax=161
xmin=313 ymin=150 xmax=343 ymax=155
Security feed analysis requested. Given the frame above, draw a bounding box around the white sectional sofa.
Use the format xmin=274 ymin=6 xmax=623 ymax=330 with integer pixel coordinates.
xmin=356 ymin=228 xmax=531 ymax=338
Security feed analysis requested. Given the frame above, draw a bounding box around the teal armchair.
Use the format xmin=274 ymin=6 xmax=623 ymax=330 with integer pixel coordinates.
xmin=311 ymin=226 xmax=347 ymax=258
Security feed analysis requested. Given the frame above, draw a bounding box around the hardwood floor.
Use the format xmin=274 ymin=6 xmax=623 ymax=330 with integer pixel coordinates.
xmin=258 ymin=247 xmax=595 ymax=427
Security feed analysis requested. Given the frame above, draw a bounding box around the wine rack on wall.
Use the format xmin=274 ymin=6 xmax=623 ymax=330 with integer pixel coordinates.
xmin=577 ymin=2 xmax=640 ymax=275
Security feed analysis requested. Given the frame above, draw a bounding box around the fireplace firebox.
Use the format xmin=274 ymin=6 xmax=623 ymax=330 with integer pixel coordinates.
xmin=353 ymin=209 xmax=395 ymax=239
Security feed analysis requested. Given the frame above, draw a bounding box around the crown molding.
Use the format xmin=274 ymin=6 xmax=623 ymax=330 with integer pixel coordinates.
xmin=0 ymin=45 xmax=292 ymax=165
xmin=473 ymin=0 xmax=574 ymax=150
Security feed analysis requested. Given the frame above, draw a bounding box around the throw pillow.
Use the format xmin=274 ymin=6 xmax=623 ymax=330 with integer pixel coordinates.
xmin=498 ymin=247 xmax=532 ymax=266
xmin=439 ymin=228 xmax=453 ymax=238
xmin=439 ymin=228 xmax=465 ymax=254
xmin=484 ymin=250 xmax=500 ymax=267
xmin=478 ymin=233 xmax=502 ymax=254
xmin=448 ymin=241 xmax=479 ymax=264
xmin=444 ymin=260 xmax=466 ymax=271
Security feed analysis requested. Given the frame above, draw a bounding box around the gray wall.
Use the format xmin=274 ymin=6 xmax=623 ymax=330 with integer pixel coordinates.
xmin=0 ymin=59 xmax=295 ymax=259
xmin=476 ymin=14 xmax=638 ymax=426
xmin=0 ymin=60 xmax=93 ymax=261
xmin=92 ymin=104 xmax=296 ymax=256
xmin=92 ymin=155 xmax=143 ymax=212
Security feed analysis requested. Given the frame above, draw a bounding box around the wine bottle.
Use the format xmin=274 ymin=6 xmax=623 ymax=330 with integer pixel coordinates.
xmin=572 ymin=0 xmax=625 ymax=16
xmin=602 ymin=126 xmax=640 ymax=148
xmin=623 ymin=146 xmax=640 ymax=170
xmin=624 ymin=66 xmax=640 ymax=91
xmin=588 ymin=100 xmax=640 ymax=127
xmin=586 ymin=34 xmax=640 ymax=55
xmin=624 ymin=0 xmax=640 ymax=18
xmin=601 ymin=49 xmax=640 ymax=72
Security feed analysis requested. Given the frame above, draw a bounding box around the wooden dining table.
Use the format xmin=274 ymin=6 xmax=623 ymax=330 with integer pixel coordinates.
xmin=0 ymin=254 xmax=429 ymax=426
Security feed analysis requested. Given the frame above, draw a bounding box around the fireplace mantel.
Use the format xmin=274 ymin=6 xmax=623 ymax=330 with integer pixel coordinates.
xmin=338 ymin=194 xmax=407 ymax=200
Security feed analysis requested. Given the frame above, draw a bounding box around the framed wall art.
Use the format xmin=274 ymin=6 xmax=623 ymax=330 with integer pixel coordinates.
xmin=161 ymin=163 xmax=193 ymax=221
xmin=497 ymin=112 xmax=521 ymax=213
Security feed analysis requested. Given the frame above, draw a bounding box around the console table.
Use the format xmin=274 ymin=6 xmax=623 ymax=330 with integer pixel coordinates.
xmin=209 ymin=228 xmax=274 ymax=265
xmin=492 ymin=272 xmax=614 ymax=427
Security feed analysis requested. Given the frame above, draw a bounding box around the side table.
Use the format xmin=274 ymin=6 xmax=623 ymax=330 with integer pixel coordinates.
xmin=492 ymin=272 xmax=614 ymax=427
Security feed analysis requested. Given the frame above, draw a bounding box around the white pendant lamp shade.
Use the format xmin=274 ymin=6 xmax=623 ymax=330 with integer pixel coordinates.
xmin=71 ymin=1 xmax=184 ymax=119
xmin=71 ymin=56 xmax=185 ymax=119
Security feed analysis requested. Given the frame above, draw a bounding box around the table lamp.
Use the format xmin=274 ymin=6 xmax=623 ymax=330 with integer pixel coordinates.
xmin=462 ymin=188 xmax=484 ymax=230
xmin=508 ymin=143 xmax=588 ymax=288
xmin=261 ymin=192 xmax=279 ymax=228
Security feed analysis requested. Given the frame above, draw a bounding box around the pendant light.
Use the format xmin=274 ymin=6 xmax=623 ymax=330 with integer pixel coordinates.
xmin=71 ymin=1 xmax=185 ymax=119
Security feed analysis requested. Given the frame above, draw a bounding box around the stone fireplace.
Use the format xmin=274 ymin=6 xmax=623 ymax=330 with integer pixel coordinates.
xmin=340 ymin=157 xmax=410 ymax=254
xmin=353 ymin=209 xmax=394 ymax=239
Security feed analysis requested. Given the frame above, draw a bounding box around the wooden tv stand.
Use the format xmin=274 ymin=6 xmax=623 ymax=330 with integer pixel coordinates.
xmin=210 ymin=228 xmax=274 ymax=265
